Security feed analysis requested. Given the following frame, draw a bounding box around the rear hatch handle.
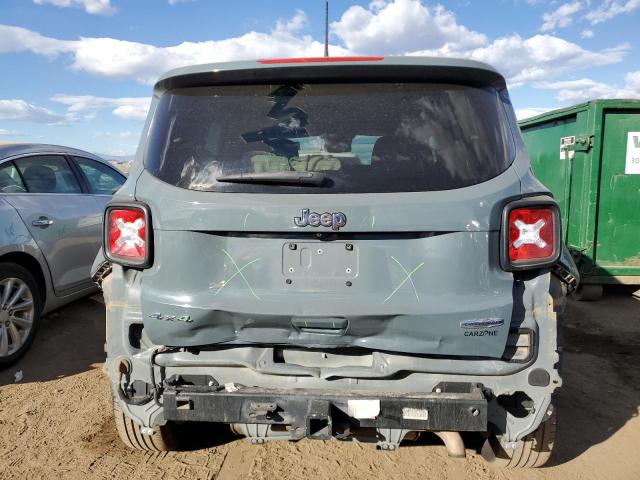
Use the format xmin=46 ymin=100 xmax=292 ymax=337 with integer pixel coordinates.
xmin=292 ymin=317 xmax=348 ymax=335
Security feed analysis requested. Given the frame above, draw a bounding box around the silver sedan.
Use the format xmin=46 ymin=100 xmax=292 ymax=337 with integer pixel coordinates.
xmin=0 ymin=143 xmax=125 ymax=367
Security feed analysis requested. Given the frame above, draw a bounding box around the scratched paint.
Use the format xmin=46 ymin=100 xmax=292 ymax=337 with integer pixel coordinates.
xmin=2 ymin=222 xmax=31 ymax=244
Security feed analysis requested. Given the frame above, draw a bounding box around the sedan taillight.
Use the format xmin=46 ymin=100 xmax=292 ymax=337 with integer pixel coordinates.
xmin=501 ymin=198 xmax=561 ymax=271
xmin=104 ymin=204 xmax=152 ymax=267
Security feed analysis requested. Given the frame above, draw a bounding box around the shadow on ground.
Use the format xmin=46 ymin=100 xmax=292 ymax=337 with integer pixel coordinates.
xmin=549 ymin=285 xmax=640 ymax=466
xmin=175 ymin=422 xmax=239 ymax=451
xmin=0 ymin=294 xmax=105 ymax=386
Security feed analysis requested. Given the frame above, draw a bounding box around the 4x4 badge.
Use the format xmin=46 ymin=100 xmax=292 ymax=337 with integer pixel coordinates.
xmin=294 ymin=208 xmax=347 ymax=231
xmin=148 ymin=313 xmax=193 ymax=323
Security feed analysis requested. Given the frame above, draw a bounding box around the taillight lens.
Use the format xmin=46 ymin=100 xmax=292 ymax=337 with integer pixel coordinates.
xmin=508 ymin=208 xmax=554 ymax=261
xmin=501 ymin=199 xmax=560 ymax=271
xmin=104 ymin=205 xmax=151 ymax=267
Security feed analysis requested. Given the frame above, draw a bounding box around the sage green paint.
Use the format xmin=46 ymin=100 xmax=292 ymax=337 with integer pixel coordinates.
xmin=99 ymin=58 xmax=566 ymax=445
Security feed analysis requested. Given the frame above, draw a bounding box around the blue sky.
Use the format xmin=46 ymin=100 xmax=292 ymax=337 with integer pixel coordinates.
xmin=0 ymin=0 xmax=638 ymax=156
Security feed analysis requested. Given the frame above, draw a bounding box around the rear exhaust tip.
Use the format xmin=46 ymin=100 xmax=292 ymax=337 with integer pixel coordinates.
xmin=434 ymin=431 xmax=466 ymax=458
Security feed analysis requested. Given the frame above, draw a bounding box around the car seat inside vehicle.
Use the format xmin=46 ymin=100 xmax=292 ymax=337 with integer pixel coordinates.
xmin=22 ymin=165 xmax=57 ymax=193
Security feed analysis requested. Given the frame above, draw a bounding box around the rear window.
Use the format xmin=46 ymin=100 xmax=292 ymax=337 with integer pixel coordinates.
xmin=145 ymin=83 xmax=515 ymax=193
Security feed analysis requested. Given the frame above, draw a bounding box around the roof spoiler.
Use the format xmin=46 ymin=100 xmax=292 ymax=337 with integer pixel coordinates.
xmin=153 ymin=59 xmax=507 ymax=94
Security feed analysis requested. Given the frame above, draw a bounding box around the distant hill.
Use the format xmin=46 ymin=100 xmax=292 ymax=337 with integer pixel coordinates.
xmin=95 ymin=153 xmax=134 ymax=175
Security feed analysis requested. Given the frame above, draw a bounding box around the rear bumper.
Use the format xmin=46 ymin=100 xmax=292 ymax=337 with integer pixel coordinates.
xmin=163 ymin=383 xmax=488 ymax=437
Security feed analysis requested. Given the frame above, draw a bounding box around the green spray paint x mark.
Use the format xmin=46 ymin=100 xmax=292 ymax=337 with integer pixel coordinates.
xmin=214 ymin=249 xmax=262 ymax=299
xmin=383 ymin=256 xmax=425 ymax=304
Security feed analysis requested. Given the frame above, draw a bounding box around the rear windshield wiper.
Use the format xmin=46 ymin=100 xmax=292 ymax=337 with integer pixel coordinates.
xmin=216 ymin=171 xmax=327 ymax=186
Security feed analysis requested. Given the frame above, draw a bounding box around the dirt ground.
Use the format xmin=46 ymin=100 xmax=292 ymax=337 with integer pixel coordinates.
xmin=1 ymin=287 xmax=639 ymax=480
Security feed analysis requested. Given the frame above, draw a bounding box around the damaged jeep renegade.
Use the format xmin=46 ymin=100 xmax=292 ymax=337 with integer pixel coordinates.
xmin=93 ymin=57 xmax=579 ymax=467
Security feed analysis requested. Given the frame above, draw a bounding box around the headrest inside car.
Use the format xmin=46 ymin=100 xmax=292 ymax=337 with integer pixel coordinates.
xmin=23 ymin=165 xmax=57 ymax=192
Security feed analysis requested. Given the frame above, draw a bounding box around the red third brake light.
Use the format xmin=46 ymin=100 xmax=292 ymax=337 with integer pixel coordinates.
xmin=501 ymin=199 xmax=561 ymax=271
xmin=258 ymin=56 xmax=384 ymax=64
xmin=105 ymin=206 xmax=150 ymax=267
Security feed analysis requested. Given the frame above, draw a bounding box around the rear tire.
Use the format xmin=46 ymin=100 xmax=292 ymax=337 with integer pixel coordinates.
xmin=570 ymin=284 xmax=603 ymax=301
xmin=0 ymin=262 xmax=42 ymax=369
xmin=482 ymin=407 xmax=557 ymax=468
xmin=113 ymin=400 xmax=177 ymax=451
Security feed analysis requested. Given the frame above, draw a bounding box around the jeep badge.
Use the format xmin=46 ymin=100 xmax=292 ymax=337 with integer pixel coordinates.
xmin=294 ymin=208 xmax=347 ymax=231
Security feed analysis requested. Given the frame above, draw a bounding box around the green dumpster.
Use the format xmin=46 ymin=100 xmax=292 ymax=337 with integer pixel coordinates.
xmin=519 ymin=100 xmax=640 ymax=299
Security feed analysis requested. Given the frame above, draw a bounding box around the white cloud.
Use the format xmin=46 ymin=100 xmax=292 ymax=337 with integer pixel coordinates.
xmin=93 ymin=130 xmax=137 ymax=139
xmin=538 ymin=71 xmax=640 ymax=102
xmin=585 ymin=0 xmax=640 ymax=24
xmin=495 ymin=37 xmax=625 ymax=86
xmin=330 ymin=1 xmax=626 ymax=87
xmin=168 ymin=0 xmax=193 ymax=4
xmin=0 ymin=12 xmax=347 ymax=85
xmin=515 ymin=107 xmax=553 ymax=120
xmin=51 ymin=95 xmax=151 ymax=121
xmin=33 ymin=0 xmax=116 ymax=16
xmin=0 ymin=99 xmax=65 ymax=124
xmin=112 ymin=105 xmax=148 ymax=120
xmin=0 ymin=129 xmax=25 ymax=136
xmin=332 ymin=0 xmax=487 ymax=55
xmin=540 ymin=1 xmax=584 ymax=32
xmin=0 ymin=24 xmax=73 ymax=56
xmin=69 ymin=12 xmax=345 ymax=84
xmin=102 ymin=148 xmax=136 ymax=157
xmin=275 ymin=10 xmax=308 ymax=33
xmin=581 ymin=29 xmax=595 ymax=38
xmin=0 ymin=2 xmax=630 ymax=89
xmin=409 ymin=34 xmax=627 ymax=87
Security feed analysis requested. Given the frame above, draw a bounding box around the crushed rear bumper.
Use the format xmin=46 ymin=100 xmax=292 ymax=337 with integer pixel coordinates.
xmin=163 ymin=381 xmax=488 ymax=437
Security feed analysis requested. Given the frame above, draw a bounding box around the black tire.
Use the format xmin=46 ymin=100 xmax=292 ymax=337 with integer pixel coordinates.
xmin=0 ymin=262 xmax=42 ymax=369
xmin=113 ymin=399 xmax=177 ymax=451
xmin=482 ymin=407 xmax=557 ymax=468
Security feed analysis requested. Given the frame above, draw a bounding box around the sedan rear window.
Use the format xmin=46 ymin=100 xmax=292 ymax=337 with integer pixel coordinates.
xmin=145 ymin=83 xmax=515 ymax=193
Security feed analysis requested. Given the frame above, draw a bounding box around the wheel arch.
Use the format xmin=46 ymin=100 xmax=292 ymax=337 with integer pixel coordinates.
xmin=0 ymin=251 xmax=47 ymax=307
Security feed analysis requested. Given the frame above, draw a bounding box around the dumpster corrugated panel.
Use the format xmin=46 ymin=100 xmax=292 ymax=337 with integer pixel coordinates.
xmin=519 ymin=107 xmax=587 ymax=240
xmin=520 ymin=100 xmax=640 ymax=285
xmin=594 ymin=109 xmax=640 ymax=276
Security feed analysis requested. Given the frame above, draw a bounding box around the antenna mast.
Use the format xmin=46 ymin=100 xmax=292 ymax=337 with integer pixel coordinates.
xmin=324 ymin=1 xmax=329 ymax=57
